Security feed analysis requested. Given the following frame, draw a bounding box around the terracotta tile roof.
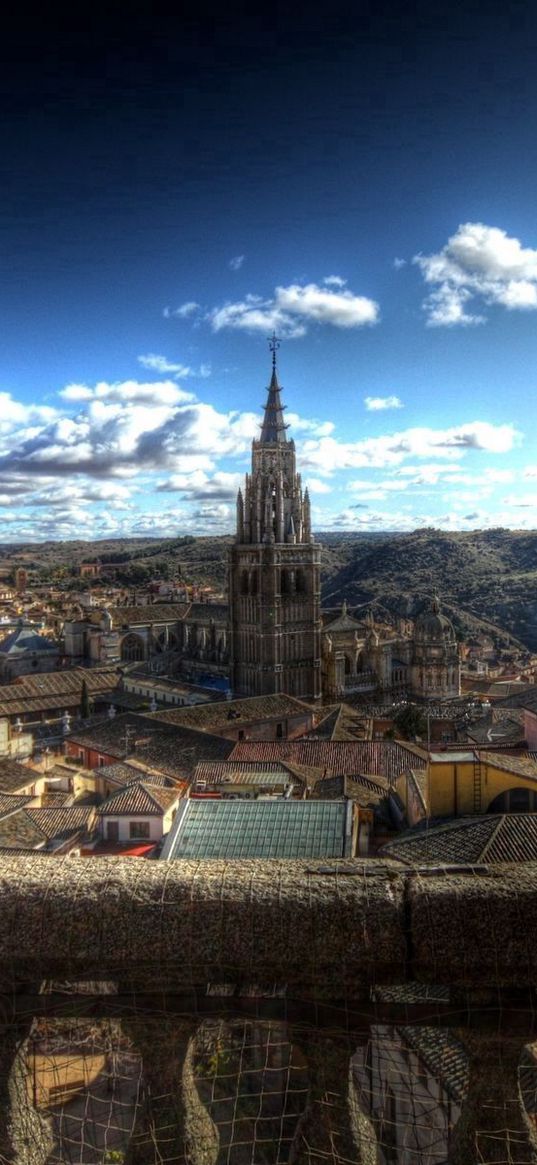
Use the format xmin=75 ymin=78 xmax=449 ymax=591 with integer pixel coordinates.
xmin=109 ymin=603 xmax=190 ymax=626
xmin=483 ymin=815 xmax=537 ymax=862
xmin=7 ymin=669 xmax=118 ymax=699
xmin=229 ymin=740 xmax=424 ymax=784
xmin=310 ymin=706 xmax=342 ymax=739
xmin=0 ymin=810 xmax=48 ymax=849
xmin=0 ymin=760 xmax=38 ymax=794
xmin=98 ymin=782 xmax=181 ymax=816
xmin=97 ymin=762 xmax=172 ymax=788
xmin=150 ymin=693 xmax=314 ymax=732
xmin=382 ymin=813 xmax=537 ymax=866
xmin=67 ymin=712 xmax=233 ymax=778
xmin=467 ymin=718 xmax=525 ymax=745
xmin=194 ymin=761 xmax=294 ymax=781
xmin=134 ymin=727 xmax=234 ymax=779
xmin=67 ymin=712 xmax=174 ymax=757
xmin=308 ymin=773 xmax=387 ymax=805
xmin=0 ymin=793 xmax=34 ymax=816
xmin=480 ymin=751 xmax=537 ymax=780
xmin=187 ymin=602 xmax=228 ymax=621
xmin=397 ymin=1026 xmax=469 ymax=1104
xmin=0 ymin=691 xmax=115 ymax=716
xmin=41 ymin=791 xmax=73 ymax=807
xmin=28 ymin=807 xmax=96 ymax=840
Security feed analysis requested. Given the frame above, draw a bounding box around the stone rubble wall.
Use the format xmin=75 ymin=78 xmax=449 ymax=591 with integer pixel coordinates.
xmin=0 ymin=856 xmax=535 ymax=993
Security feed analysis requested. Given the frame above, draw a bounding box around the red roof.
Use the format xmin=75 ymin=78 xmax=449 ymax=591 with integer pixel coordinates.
xmin=80 ymin=841 xmax=156 ymax=857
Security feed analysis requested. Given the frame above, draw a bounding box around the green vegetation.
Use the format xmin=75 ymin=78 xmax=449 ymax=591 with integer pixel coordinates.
xmin=394 ymin=704 xmax=428 ymax=741
xmin=2 ymin=527 xmax=537 ymax=649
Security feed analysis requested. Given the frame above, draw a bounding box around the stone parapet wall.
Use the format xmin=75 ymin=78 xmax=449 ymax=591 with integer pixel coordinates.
xmin=0 ymin=856 xmax=536 ymax=994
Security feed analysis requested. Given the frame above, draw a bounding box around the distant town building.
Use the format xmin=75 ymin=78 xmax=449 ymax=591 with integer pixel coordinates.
xmin=0 ymin=620 xmax=59 ymax=680
xmin=14 ymin=567 xmax=28 ymax=593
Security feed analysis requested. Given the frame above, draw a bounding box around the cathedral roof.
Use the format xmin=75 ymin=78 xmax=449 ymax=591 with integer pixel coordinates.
xmin=0 ymin=621 xmax=58 ymax=655
xmin=413 ymin=595 xmax=456 ymax=643
xmin=259 ymin=367 xmax=289 ymax=444
xmin=323 ymin=600 xmax=363 ymax=633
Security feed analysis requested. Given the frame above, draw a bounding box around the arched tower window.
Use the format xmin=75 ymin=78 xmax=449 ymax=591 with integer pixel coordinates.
xmin=296 ymin=569 xmax=306 ymax=594
xmin=120 ymin=633 xmax=145 ymax=662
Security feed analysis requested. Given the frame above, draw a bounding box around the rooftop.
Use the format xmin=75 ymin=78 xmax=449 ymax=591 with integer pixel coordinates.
xmin=0 ymin=759 xmax=38 ymax=794
xmin=150 ymin=693 xmax=314 ymax=733
xmin=98 ymin=782 xmax=181 ymax=816
xmin=382 ymin=813 xmax=537 ymax=866
xmin=229 ymin=740 xmax=426 ymax=784
xmin=108 ymin=603 xmax=190 ymax=626
xmin=162 ymin=799 xmax=351 ymax=860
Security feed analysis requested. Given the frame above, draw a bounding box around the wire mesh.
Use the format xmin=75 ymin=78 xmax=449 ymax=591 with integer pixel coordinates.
xmin=3 ymin=988 xmax=537 ymax=1164
xmin=1 ymin=859 xmax=537 ymax=1163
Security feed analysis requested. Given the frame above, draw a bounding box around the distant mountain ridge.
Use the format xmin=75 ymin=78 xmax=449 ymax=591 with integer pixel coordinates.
xmin=1 ymin=528 xmax=537 ymax=650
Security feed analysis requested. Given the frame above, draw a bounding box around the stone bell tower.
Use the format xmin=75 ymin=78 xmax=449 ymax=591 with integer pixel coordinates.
xmin=229 ymin=336 xmax=322 ymax=699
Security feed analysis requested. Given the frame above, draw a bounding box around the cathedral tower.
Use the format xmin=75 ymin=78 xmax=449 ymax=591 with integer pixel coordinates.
xmin=229 ymin=337 xmax=322 ymax=699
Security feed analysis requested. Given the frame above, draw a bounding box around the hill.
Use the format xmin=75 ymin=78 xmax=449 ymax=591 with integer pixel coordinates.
xmin=2 ymin=528 xmax=537 ymax=650
xmin=319 ymin=528 xmax=537 ymax=650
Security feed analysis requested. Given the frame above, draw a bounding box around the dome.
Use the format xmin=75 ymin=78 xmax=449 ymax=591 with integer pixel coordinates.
xmin=413 ymin=596 xmax=456 ymax=644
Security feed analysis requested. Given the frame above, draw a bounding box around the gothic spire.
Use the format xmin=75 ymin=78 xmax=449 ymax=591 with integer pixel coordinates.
xmin=259 ymin=333 xmax=289 ymax=444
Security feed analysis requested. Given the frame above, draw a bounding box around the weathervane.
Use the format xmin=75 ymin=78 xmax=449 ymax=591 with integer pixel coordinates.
xmin=268 ymin=331 xmax=281 ymax=371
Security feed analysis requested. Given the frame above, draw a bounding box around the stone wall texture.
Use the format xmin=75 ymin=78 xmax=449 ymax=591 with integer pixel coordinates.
xmin=0 ymin=856 xmax=535 ymax=993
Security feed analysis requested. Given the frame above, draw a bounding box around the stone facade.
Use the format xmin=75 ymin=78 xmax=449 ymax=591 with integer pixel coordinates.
xmin=322 ymin=598 xmax=461 ymax=702
xmin=229 ymin=355 xmax=322 ymax=700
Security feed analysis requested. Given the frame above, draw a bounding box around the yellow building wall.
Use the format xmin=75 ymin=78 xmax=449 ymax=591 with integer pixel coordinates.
xmin=427 ymin=757 xmax=537 ymax=817
xmin=27 ymin=1050 xmax=106 ymax=1109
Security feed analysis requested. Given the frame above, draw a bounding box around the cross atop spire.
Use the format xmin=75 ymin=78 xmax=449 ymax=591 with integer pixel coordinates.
xmin=268 ymin=331 xmax=280 ymax=371
xmin=259 ymin=334 xmax=289 ymax=443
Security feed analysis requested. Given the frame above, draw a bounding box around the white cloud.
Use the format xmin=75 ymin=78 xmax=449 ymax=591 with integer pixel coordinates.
xmin=137 ymin=354 xmax=211 ymax=380
xmin=137 ymin=354 xmax=193 ymax=377
xmin=393 ymin=258 xmax=406 ymax=270
xmin=323 ymin=275 xmax=347 ymax=287
xmin=364 ymin=395 xmax=403 ymax=411
xmin=299 ymin=421 xmax=519 ymax=476
xmin=286 ymin=413 xmax=335 ymax=437
xmin=164 ymin=301 xmax=201 ymax=319
xmin=415 ymin=223 xmax=537 ymax=326
xmin=229 ymin=255 xmax=245 ymax=271
xmin=157 ymin=470 xmax=241 ymax=500
xmin=208 ymin=280 xmax=379 ymax=337
xmin=503 ymin=493 xmax=537 ymax=508
xmin=306 ymin=478 xmax=333 ymax=494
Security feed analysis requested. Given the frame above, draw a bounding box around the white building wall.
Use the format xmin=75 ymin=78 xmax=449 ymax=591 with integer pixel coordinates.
xmin=103 ymin=815 xmax=163 ymax=842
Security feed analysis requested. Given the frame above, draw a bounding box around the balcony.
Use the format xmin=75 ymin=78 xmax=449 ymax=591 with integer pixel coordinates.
xmin=1 ymin=855 xmax=537 ymax=1163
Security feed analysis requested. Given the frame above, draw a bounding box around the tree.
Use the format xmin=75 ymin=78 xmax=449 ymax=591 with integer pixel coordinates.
xmin=393 ymin=704 xmax=427 ymax=741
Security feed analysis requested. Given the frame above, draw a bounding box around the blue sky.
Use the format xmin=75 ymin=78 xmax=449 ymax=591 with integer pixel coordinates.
xmin=2 ymin=2 xmax=537 ymax=541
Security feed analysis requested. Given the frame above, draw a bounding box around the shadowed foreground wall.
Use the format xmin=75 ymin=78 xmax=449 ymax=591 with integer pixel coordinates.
xmin=0 ymin=855 xmax=536 ymax=991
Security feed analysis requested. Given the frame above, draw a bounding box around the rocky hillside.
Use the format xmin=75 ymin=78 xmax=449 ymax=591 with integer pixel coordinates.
xmin=319 ymin=529 xmax=537 ymax=650
xmin=2 ymin=528 xmax=537 ymax=650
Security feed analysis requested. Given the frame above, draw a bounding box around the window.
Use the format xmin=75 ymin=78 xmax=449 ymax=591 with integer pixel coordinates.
xmin=129 ymin=820 xmax=150 ymax=840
